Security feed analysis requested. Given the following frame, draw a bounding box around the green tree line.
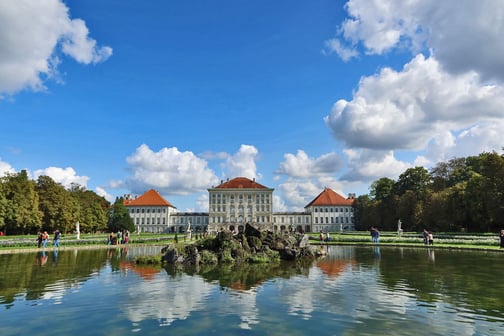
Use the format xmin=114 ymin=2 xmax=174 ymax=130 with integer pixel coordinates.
xmin=353 ymin=151 xmax=504 ymax=233
xmin=0 ymin=170 xmax=133 ymax=235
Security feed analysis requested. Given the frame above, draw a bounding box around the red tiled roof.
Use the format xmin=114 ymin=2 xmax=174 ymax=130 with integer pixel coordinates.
xmin=214 ymin=177 xmax=269 ymax=189
xmin=123 ymin=189 xmax=175 ymax=208
xmin=305 ymin=187 xmax=354 ymax=208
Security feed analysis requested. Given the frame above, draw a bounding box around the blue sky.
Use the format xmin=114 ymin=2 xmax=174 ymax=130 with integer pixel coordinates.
xmin=1 ymin=0 xmax=503 ymax=212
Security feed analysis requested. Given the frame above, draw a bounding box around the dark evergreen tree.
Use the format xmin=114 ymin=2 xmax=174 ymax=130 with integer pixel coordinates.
xmin=108 ymin=197 xmax=135 ymax=233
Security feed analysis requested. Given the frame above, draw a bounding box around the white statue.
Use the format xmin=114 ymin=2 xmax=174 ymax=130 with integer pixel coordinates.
xmin=186 ymin=220 xmax=192 ymax=240
xmin=397 ymin=219 xmax=403 ymax=236
xmin=76 ymin=221 xmax=80 ymax=240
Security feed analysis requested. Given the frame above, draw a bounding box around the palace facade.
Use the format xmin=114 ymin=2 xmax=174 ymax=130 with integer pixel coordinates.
xmin=124 ymin=177 xmax=355 ymax=234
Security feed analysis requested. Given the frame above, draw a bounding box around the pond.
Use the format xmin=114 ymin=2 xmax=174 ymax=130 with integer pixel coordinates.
xmin=1 ymin=245 xmax=503 ymax=335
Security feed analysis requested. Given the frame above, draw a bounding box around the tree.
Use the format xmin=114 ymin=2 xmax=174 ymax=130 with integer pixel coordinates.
xmin=370 ymin=177 xmax=395 ymax=201
xmin=36 ymin=175 xmax=79 ymax=233
xmin=353 ymin=195 xmax=376 ymax=230
xmin=397 ymin=190 xmax=423 ymax=231
xmin=430 ymin=157 xmax=467 ymax=191
xmin=69 ymin=184 xmax=109 ymax=233
xmin=108 ymin=197 xmax=134 ymax=233
xmin=0 ymin=183 xmax=8 ymax=233
xmin=1 ymin=170 xmax=41 ymax=234
xmin=394 ymin=166 xmax=431 ymax=200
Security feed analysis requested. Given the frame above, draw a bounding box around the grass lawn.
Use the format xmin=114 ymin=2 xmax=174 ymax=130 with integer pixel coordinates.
xmin=308 ymin=231 xmax=503 ymax=251
xmin=1 ymin=231 xmax=502 ymax=252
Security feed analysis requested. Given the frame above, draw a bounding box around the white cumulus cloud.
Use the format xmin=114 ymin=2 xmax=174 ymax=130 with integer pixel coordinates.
xmin=95 ymin=186 xmax=114 ymax=202
xmin=342 ymin=149 xmax=411 ymax=182
xmin=223 ymin=144 xmax=261 ymax=180
xmin=276 ymin=150 xmax=343 ymax=178
xmin=322 ymin=0 xmax=504 ymax=188
xmin=32 ymin=166 xmax=90 ymax=188
xmin=324 ymin=54 xmax=504 ymax=164
xmin=328 ymin=0 xmax=504 ymax=82
xmin=125 ymin=144 xmax=219 ymax=196
xmin=0 ymin=0 xmax=112 ymax=97
xmin=0 ymin=158 xmax=15 ymax=177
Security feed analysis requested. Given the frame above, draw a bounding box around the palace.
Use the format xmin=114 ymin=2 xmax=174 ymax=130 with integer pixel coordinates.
xmin=124 ymin=176 xmax=355 ymax=234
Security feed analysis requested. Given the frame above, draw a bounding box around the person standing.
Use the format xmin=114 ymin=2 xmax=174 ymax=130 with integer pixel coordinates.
xmin=53 ymin=230 xmax=61 ymax=247
xmin=371 ymin=227 xmax=380 ymax=243
xmin=500 ymin=230 xmax=504 ymax=248
xmin=42 ymin=231 xmax=49 ymax=248
xmin=37 ymin=232 xmax=43 ymax=248
xmin=423 ymin=229 xmax=429 ymax=245
xmin=428 ymin=231 xmax=434 ymax=245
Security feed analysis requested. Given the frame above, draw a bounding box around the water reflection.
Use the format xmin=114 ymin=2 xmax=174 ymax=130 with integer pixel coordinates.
xmin=122 ymin=270 xmax=212 ymax=328
xmin=1 ymin=246 xmax=504 ymax=335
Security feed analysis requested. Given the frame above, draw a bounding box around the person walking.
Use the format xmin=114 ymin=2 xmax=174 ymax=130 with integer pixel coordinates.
xmin=500 ymin=230 xmax=504 ymax=248
xmin=53 ymin=230 xmax=61 ymax=247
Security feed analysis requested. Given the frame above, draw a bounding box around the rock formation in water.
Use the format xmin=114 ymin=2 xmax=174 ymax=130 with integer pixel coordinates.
xmin=161 ymin=223 xmax=325 ymax=265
